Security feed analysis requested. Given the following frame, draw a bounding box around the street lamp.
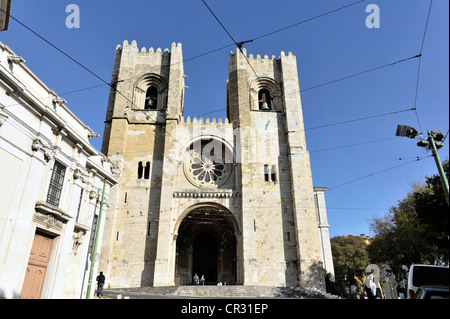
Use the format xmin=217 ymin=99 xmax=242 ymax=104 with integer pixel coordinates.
xmin=395 ymin=125 xmax=419 ymax=139
xmin=396 ymin=125 xmax=449 ymax=205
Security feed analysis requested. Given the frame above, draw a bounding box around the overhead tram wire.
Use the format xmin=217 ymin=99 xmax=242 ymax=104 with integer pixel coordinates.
xmin=3 ymin=2 xmax=421 ymax=112
xmin=251 ymin=0 xmax=365 ymax=42
xmin=327 ymin=155 xmax=433 ymax=191
xmin=118 ymin=0 xmax=366 ymax=86
xmin=6 ymin=13 xmax=129 ymax=106
xmin=194 ymin=54 xmax=422 ymax=118
xmin=195 ymin=0 xmax=419 ymax=124
xmin=309 ymin=137 xmax=397 ymax=154
xmin=5 ymin=11 xmax=199 ymax=158
xmin=3 ymin=1 xmax=405 ymax=114
xmin=413 ymin=0 xmax=434 ymax=136
xmin=305 ymin=107 xmax=416 ymax=131
xmin=200 ymin=0 xmax=260 ymax=81
xmin=312 ymin=155 xmax=425 ymax=168
xmin=9 ymin=0 xmax=364 ymax=111
xmin=200 ymin=0 xmax=294 ymax=138
xmin=301 ymin=54 xmax=421 ymax=93
xmin=200 ymin=0 xmax=366 ymax=84
xmin=7 ymin=7 xmax=435 ymax=210
xmin=9 ymin=0 xmax=365 ymax=101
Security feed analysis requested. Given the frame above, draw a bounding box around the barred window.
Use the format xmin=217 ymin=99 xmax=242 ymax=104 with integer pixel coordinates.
xmin=46 ymin=161 xmax=66 ymax=207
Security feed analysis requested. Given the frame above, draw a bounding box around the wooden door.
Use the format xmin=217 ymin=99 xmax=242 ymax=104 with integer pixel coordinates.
xmin=21 ymin=233 xmax=53 ymax=299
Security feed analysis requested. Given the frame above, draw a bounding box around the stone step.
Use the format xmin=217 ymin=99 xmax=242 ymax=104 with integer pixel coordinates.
xmin=104 ymin=286 xmax=341 ymax=299
xmin=175 ymin=286 xmax=277 ymax=298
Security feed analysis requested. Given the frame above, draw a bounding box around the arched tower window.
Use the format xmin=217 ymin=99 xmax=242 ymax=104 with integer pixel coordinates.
xmin=145 ymin=86 xmax=158 ymax=110
xmin=249 ymin=77 xmax=281 ymax=112
xmin=258 ymin=89 xmax=271 ymax=110
xmin=133 ymin=74 xmax=168 ymax=111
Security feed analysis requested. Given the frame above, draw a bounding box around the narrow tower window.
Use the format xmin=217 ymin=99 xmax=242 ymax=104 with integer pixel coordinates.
xmin=271 ymin=164 xmax=277 ymax=182
xmin=138 ymin=161 xmax=143 ymax=179
xmin=264 ymin=164 xmax=270 ymax=182
xmin=145 ymin=86 xmax=158 ymax=110
xmin=144 ymin=162 xmax=150 ymax=180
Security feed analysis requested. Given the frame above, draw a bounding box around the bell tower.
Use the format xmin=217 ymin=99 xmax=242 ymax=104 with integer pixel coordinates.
xmin=227 ymin=48 xmax=325 ymax=289
xmin=102 ymin=40 xmax=185 ymax=155
xmin=99 ymin=41 xmax=186 ymax=287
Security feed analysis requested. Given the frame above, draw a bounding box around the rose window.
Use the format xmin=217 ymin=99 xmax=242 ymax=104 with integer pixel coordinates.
xmin=189 ymin=154 xmax=227 ymax=185
xmin=184 ymin=139 xmax=232 ymax=188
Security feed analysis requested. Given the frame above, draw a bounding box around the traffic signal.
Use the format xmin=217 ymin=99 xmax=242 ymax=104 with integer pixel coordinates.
xmin=430 ymin=130 xmax=444 ymax=141
xmin=417 ymin=140 xmax=430 ymax=148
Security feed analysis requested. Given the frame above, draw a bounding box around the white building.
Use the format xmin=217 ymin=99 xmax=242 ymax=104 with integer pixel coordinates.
xmin=0 ymin=41 xmax=118 ymax=299
xmin=0 ymin=0 xmax=11 ymax=31
xmin=314 ymin=187 xmax=335 ymax=281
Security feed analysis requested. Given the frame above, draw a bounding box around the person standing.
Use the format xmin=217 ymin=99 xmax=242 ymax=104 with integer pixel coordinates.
xmin=96 ymin=271 xmax=105 ymax=298
xmin=200 ymin=274 xmax=205 ymax=286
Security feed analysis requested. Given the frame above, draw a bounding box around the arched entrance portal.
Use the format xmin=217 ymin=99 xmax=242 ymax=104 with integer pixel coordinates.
xmin=175 ymin=205 xmax=238 ymax=286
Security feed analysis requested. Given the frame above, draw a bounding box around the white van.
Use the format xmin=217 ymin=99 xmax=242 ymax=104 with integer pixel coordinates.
xmin=407 ymin=264 xmax=449 ymax=299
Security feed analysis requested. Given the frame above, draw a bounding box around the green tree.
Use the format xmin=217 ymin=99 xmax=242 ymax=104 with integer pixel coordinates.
xmin=331 ymin=236 xmax=370 ymax=296
xmin=413 ymin=159 xmax=449 ymax=263
xmin=368 ymin=191 xmax=430 ymax=277
xmin=368 ymin=159 xmax=449 ymax=276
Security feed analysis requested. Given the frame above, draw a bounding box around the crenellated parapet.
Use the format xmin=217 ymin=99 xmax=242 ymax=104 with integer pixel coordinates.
xmin=118 ymin=40 xmax=183 ymax=55
xmin=180 ymin=116 xmax=230 ymax=127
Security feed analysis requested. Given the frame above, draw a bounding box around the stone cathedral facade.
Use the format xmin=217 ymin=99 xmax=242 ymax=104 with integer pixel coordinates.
xmin=99 ymin=40 xmax=334 ymax=289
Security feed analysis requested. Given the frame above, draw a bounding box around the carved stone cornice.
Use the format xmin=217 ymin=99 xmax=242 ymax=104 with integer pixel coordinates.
xmin=173 ymin=190 xmax=240 ymax=199
xmin=34 ymin=201 xmax=71 ymax=232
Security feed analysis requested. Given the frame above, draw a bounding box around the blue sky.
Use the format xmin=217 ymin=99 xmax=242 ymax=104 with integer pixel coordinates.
xmin=1 ymin=0 xmax=448 ymax=238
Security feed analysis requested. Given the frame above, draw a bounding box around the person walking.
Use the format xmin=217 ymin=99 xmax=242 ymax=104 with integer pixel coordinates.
xmin=96 ymin=271 xmax=105 ymax=298
xmin=375 ymin=280 xmax=385 ymax=299
xmin=193 ymin=273 xmax=199 ymax=286
xmin=364 ymin=273 xmax=376 ymax=299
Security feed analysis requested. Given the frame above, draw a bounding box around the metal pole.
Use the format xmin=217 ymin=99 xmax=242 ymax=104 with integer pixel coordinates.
xmin=428 ymin=133 xmax=449 ymax=206
xmin=86 ymin=180 xmax=106 ymax=299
